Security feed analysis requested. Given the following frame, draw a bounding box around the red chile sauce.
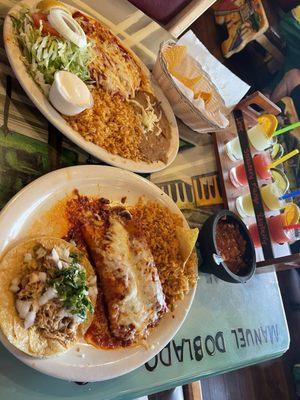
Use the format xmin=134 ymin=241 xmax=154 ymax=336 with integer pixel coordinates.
xmin=64 ymin=190 xmax=136 ymax=349
xmin=215 ymin=219 xmax=247 ymax=274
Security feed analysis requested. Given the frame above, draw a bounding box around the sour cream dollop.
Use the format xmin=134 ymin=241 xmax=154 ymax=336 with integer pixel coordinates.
xmin=49 ymin=71 xmax=93 ymax=116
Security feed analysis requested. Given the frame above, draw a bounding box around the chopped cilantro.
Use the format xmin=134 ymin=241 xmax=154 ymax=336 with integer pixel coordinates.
xmin=69 ymin=252 xmax=82 ymax=264
xmin=49 ymin=260 xmax=93 ymax=319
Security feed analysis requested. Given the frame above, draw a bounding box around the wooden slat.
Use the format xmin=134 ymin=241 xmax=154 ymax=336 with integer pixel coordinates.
xmin=183 ymin=381 xmax=203 ymax=400
xmin=255 ymin=34 xmax=285 ymax=64
xmin=200 ymin=360 xmax=290 ymax=400
xmin=235 ymin=91 xmax=281 ymax=128
xmin=166 ymin=0 xmax=218 ymax=38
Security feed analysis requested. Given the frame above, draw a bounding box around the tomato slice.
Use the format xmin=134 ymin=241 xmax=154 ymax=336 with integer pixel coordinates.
xmin=31 ymin=12 xmax=60 ymax=36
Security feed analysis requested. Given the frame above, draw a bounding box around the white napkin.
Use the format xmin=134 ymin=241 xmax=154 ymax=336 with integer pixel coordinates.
xmin=178 ymin=31 xmax=250 ymax=109
xmin=172 ymin=76 xmax=229 ymax=128
xmin=166 ymin=50 xmax=230 ymax=128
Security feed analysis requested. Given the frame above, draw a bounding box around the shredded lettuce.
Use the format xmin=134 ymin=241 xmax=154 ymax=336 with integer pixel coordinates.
xmin=11 ymin=9 xmax=94 ymax=95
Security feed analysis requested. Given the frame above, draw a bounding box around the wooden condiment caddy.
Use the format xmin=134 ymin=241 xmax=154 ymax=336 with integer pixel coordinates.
xmin=213 ymin=92 xmax=300 ymax=272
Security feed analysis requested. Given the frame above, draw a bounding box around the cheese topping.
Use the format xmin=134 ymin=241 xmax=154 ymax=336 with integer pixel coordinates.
xmin=102 ymin=217 xmax=166 ymax=336
xmin=129 ymin=95 xmax=162 ymax=136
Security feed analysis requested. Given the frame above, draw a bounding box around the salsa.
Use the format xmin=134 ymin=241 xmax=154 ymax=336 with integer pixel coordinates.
xmin=215 ymin=219 xmax=247 ymax=274
xmin=84 ymin=284 xmax=130 ymax=349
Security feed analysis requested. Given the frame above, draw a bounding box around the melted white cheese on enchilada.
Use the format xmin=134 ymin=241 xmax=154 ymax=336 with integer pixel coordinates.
xmin=104 ymin=218 xmax=165 ymax=334
xmin=82 ymin=216 xmax=167 ymax=342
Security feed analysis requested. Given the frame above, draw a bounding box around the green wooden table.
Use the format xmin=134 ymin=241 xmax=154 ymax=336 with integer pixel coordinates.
xmin=0 ymin=1 xmax=289 ymax=399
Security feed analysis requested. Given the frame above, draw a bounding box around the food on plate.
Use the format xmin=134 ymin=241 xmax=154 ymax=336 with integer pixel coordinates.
xmin=63 ymin=191 xmax=198 ymax=348
xmin=215 ymin=219 xmax=247 ymax=274
xmin=49 ymin=71 xmax=94 ymax=116
xmin=47 ymin=8 xmax=87 ymax=48
xmin=0 ymin=237 xmax=97 ymax=357
xmin=82 ymin=216 xmax=167 ymax=343
xmin=65 ymin=90 xmax=171 ymax=163
xmin=36 ymin=0 xmax=71 ymax=14
xmin=10 ymin=2 xmax=172 ymax=163
xmin=176 ymin=226 xmax=199 ymax=265
xmin=11 ymin=7 xmax=93 ymax=94
xmin=74 ymin=10 xmax=151 ymax=98
xmin=128 ymin=200 xmax=198 ymax=305
xmin=0 ymin=190 xmax=197 ymax=355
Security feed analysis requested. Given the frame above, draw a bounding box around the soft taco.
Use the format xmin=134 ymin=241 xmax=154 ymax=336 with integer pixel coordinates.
xmin=0 ymin=237 xmax=97 ymax=357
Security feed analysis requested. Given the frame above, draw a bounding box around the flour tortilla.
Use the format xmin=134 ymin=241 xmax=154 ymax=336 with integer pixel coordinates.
xmin=0 ymin=237 xmax=97 ymax=358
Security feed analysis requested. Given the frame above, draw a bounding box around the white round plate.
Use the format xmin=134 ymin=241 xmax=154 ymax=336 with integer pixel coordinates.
xmin=3 ymin=0 xmax=179 ymax=173
xmin=0 ymin=166 xmax=197 ymax=382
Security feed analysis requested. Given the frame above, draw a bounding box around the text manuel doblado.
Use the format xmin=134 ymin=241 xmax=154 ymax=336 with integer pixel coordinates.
xmin=145 ymin=324 xmax=279 ymax=371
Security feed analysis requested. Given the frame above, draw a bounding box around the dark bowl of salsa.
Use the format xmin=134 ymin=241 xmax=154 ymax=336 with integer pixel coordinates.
xmin=197 ymin=210 xmax=256 ymax=283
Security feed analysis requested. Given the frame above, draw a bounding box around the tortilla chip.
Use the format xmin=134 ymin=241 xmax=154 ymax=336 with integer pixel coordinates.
xmin=176 ymin=227 xmax=199 ymax=265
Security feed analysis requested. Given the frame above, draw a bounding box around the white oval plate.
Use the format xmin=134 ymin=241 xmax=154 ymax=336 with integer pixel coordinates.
xmin=0 ymin=166 xmax=196 ymax=382
xmin=3 ymin=0 xmax=179 ymax=173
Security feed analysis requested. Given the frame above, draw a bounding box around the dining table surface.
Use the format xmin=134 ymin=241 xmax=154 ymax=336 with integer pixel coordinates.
xmin=0 ymin=0 xmax=290 ymax=399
